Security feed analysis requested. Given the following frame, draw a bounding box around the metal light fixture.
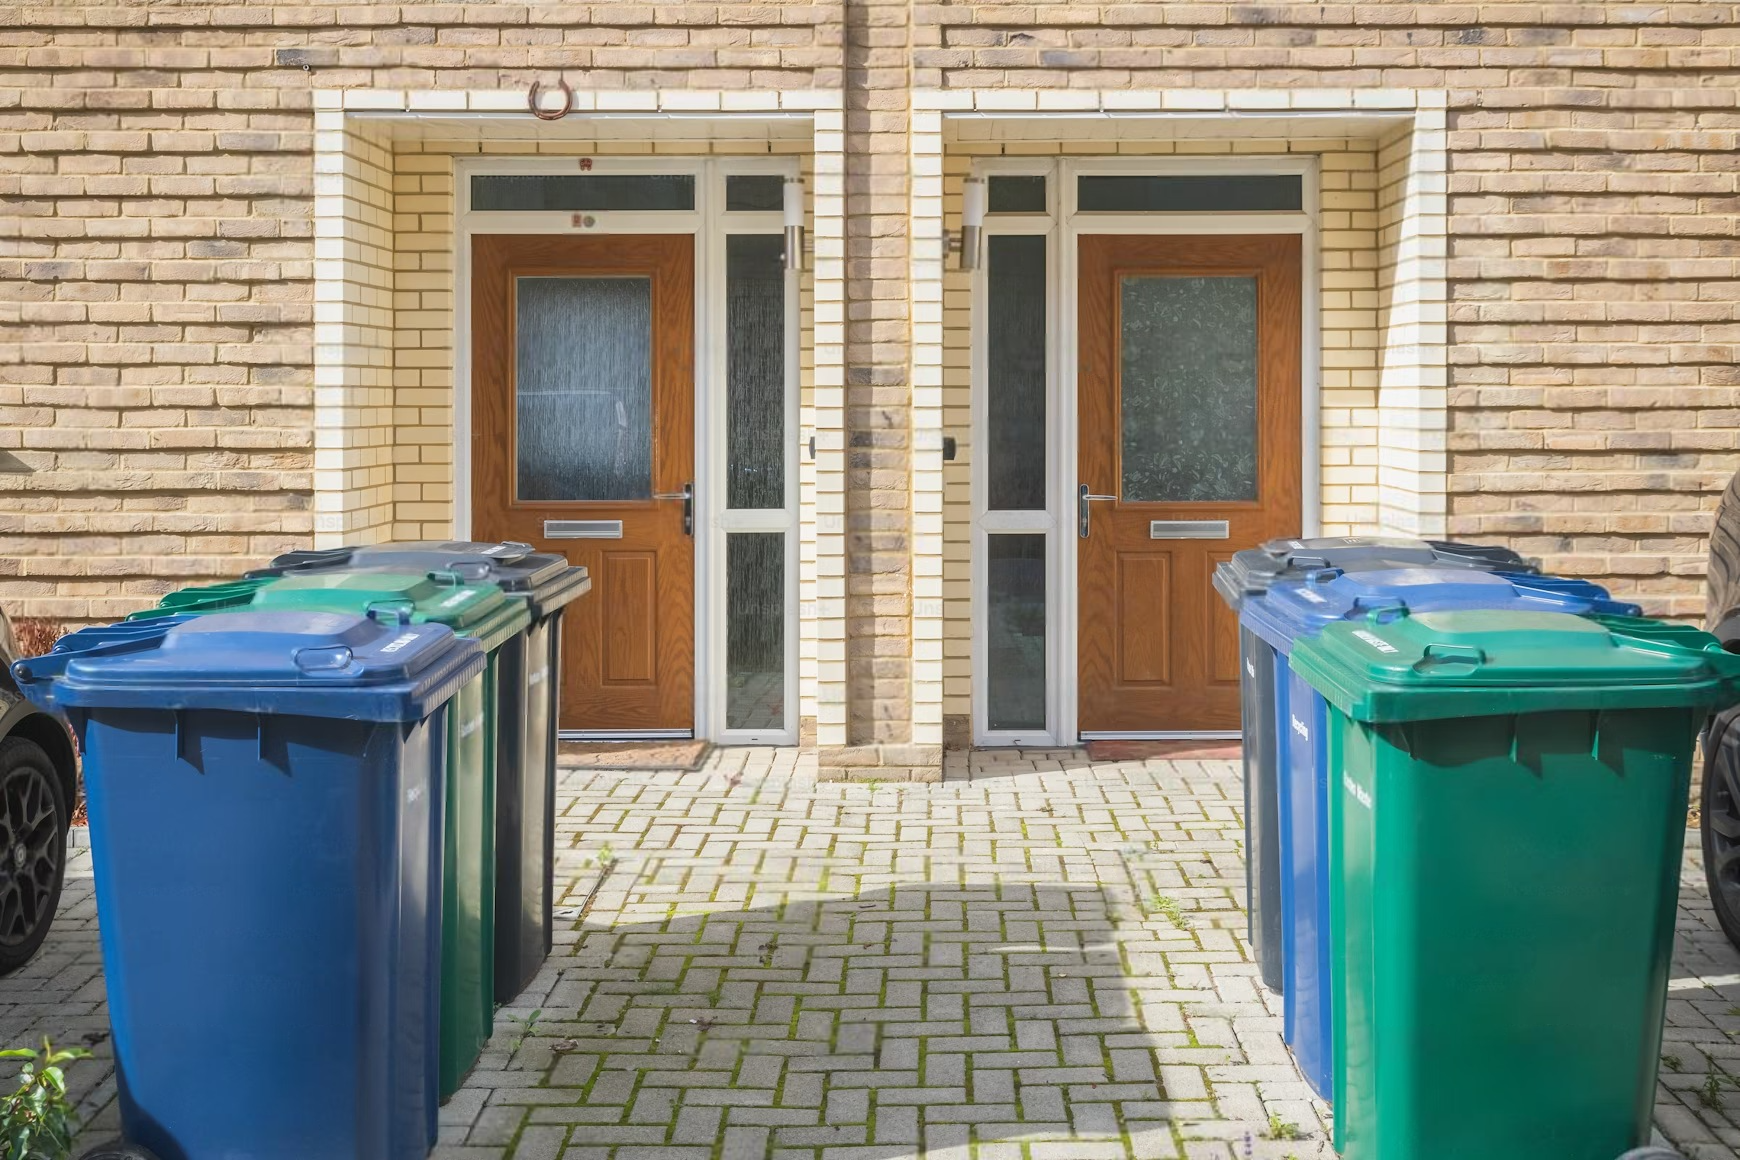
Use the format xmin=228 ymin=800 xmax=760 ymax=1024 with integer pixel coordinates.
xmin=783 ymin=178 xmax=806 ymax=272
xmin=958 ymin=177 xmax=987 ymax=271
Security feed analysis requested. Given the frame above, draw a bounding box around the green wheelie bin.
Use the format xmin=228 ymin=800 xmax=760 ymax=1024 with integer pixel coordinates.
xmin=130 ymin=569 xmax=531 ymax=1098
xmin=1289 ymin=608 xmax=1740 ymax=1160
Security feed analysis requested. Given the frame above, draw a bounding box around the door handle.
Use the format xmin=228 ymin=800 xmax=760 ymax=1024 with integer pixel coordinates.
xmin=1078 ymin=484 xmax=1117 ymax=539
xmin=654 ymin=481 xmax=693 ymax=535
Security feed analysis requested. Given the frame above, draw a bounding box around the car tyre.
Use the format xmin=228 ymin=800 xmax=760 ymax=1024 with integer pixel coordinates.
xmin=79 ymin=1142 xmax=162 ymax=1160
xmin=1703 ymin=708 xmax=1740 ymax=952
xmin=1615 ymin=1149 xmax=1688 ymax=1160
xmin=0 ymin=737 xmax=66 ymax=975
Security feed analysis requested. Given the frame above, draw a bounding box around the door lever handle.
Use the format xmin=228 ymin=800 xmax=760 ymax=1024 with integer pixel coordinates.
xmin=654 ymin=482 xmax=694 ymax=536
xmin=1079 ymin=484 xmax=1117 ymax=539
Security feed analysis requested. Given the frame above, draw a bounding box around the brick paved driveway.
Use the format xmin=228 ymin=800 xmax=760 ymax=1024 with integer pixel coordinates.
xmin=8 ymin=749 xmax=1740 ymax=1158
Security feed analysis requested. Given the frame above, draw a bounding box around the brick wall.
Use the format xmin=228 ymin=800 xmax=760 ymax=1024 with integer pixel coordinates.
xmin=5 ymin=1 xmax=1740 ymax=744
xmin=909 ymin=2 xmax=1740 ymax=617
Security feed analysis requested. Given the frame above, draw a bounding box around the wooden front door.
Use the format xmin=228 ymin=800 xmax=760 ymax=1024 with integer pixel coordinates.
xmin=1076 ymin=234 xmax=1302 ymax=733
xmin=472 ymin=233 xmax=695 ymax=735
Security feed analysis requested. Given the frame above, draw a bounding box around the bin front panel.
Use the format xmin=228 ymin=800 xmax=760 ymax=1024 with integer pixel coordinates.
xmin=1237 ymin=624 xmax=1284 ymax=994
xmin=1282 ymin=669 xmax=1332 ymax=1101
xmin=1332 ymin=707 xmax=1694 ymax=1160
xmin=85 ymin=707 xmax=442 ymax=1160
xmin=440 ymin=672 xmax=493 ymax=1097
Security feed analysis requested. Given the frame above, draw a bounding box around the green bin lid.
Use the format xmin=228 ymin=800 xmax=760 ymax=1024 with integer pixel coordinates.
xmin=254 ymin=569 xmax=531 ymax=652
xmin=1290 ymin=607 xmax=1740 ymax=723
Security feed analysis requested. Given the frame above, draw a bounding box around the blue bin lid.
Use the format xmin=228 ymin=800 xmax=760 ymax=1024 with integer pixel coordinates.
xmin=1494 ymin=570 xmax=1642 ymax=618
xmin=11 ymin=610 xmax=486 ymax=723
xmin=1242 ymin=566 xmax=1616 ymax=655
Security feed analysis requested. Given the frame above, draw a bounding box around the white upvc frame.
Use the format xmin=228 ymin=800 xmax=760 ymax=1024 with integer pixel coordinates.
xmin=970 ymin=153 xmax=1322 ymax=747
xmin=454 ymin=155 xmax=801 ymax=745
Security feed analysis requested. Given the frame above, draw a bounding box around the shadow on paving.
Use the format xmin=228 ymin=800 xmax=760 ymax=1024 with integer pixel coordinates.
xmin=470 ymin=879 xmax=1261 ymax=1160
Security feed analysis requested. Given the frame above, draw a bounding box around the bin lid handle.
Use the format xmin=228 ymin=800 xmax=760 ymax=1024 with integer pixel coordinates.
xmin=1363 ymin=604 xmax=1411 ymax=626
xmin=445 ymin=561 xmax=494 ymax=583
xmin=365 ymin=602 xmax=415 ymax=626
xmin=1304 ymin=567 xmax=1344 ymax=586
xmin=425 ymin=569 xmax=465 ymax=588
xmin=293 ymin=645 xmax=354 ymax=673
xmin=1414 ymin=642 xmax=1487 ymax=672
xmin=483 ymin=541 xmax=534 ymax=561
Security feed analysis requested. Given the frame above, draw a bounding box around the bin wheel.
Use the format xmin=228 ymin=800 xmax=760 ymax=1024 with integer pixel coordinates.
xmin=1703 ymin=709 xmax=1740 ymax=952
xmin=79 ymin=1143 xmax=162 ymax=1160
xmin=0 ymin=737 xmax=67 ymax=975
xmin=1615 ymin=1149 xmax=1688 ymax=1160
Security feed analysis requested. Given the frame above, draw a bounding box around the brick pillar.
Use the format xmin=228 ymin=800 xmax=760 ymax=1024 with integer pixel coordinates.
xmin=822 ymin=0 xmax=932 ymax=778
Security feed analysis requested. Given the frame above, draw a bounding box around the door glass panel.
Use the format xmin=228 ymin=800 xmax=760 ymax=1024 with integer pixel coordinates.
xmin=726 ymin=235 xmax=786 ymax=509
xmin=986 ymin=534 xmax=1046 ymax=731
xmin=987 ymin=235 xmax=1047 ymax=511
xmin=515 ymin=276 xmax=653 ymax=502
xmin=1119 ymin=275 xmax=1258 ymax=503
xmin=727 ymin=533 xmax=784 ymax=730
xmin=472 ymin=174 xmax=695 ymax=212
xmin=1077 ymin=174 xmax=1302 ymax=213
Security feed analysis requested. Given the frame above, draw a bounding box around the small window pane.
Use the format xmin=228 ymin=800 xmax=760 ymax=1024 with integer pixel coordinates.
xmin=1120 ymin=275 xmax=1258 ymax=502
xmin=472 ymin=174 xmax=695 ymax=212
xmin=515 ymin=276 xmax=653 ymax=501
xmin=988 ymin=175 xmax=1047 ymax=214
xmin=726 ymin=175 xmax=785 ymax=212
xmin=727 ymin=533 xmax=784 ymax=731
xmin=987 ymin=535 xmax=1046 ymax=732
xmin=986 ymin=236 xmax=1047 ymax=512
xmin=1077 ymin=175 xmax=1302 ymax=213
xmin=726 ymin=235 xmax=786 ymax=509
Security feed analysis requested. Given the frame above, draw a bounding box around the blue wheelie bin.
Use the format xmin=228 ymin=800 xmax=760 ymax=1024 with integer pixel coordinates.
xmin=1212 ymin=537 xmax=1539 ymax=995
xmin=1241 ymin=566 xmax=1640 ymax=1100
xmin=11 ymin=611 xmax=485 ymax=1160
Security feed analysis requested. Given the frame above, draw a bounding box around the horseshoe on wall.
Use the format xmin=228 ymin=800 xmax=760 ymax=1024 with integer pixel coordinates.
xmin=528 ymin=78 xmax=574 ymax=121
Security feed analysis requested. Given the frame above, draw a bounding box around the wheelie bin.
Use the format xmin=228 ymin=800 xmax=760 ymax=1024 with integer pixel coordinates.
xmin=252 ymin=541 xmax=590 ymax=1003
xmin=1241 ymin=566 xmax=1640 ymax=1099
xmin=10 ymin=611 xmax=484 ymax=1160
xmin=1288 ymin=608 xmax=1740 ymax=1160
xmin=1211 ymin=537 xmax=1539 ymax=995
xmin=134 ymin=568 xmax=530 ymax=1098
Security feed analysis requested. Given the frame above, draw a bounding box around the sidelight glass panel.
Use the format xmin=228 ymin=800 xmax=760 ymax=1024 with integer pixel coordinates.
xmin=1119 ymin=275 xmax=1258 ymax=503
xmin=471 ymin=174 xmax=695 ymax=212
xmin=986 ymin=235 xmax=1047 ymax=511
xmin=514 ymin=276 xmax=654 ymax=502
xmin=986 ymin=535 xmax=1047 ymax=732
xmin=1077 ymin=174 xmax=1302 ymax=214
xmin=727 ymin=533 xmax=785 ymax=731
xmin=988 ymin=175 xmax=1047 ymax=214
xmin=726 ymin=235 xmax=787 ymax=509
xmin=726 ymin=174 xmax=785 ymax=212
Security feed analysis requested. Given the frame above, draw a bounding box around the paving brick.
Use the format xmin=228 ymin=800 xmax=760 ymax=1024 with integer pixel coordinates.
xmin=13 ymin=754 xmax=1736 ymax=1156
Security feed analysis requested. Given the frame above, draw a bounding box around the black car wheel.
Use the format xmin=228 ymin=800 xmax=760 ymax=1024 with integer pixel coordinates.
xmin=1616 ymin=1149 xmax=1688 ymax=1160
xmin=0 ymin=737 xmax=66 ymax=974
xmin=1703 ymin=710 xmax=1740 ymax=951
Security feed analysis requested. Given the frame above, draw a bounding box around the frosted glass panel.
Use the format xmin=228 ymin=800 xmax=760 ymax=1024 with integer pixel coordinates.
xmin=727 ymin=533 xmax=784 ymax=730
xmin=986 ymin=535 xmax=1046 ymax=732
xmin=1120 ymin=275 xmax=1258 ymax=503
xmin=726 ymin=235 xmax=786 ymax=509
xmin=986 ymin=236 xmax=1046 ymax=511
xmin=515 ymin=276 xmax=653 ymax=502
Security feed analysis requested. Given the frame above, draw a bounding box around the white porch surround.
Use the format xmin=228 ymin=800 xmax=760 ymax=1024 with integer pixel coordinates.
xmin=310 ymin=88 xmax=849 ymax=747
xmin=909 ymin=88 xmax=1451 ymax=746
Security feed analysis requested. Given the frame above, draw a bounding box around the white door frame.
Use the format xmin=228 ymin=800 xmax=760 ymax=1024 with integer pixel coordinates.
xmin=970 ymin=154 xmax=1321 ymax=746
xmin=455 ymin=155 xmax=802 ymax=744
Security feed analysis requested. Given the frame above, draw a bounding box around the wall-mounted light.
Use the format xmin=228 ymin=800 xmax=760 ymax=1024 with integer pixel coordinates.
xmin=957 ymin=177 xmax=987 ymax=271
xmin=783 ymin=178 xmax=806 ymax=272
